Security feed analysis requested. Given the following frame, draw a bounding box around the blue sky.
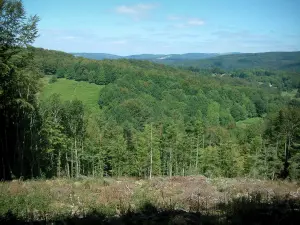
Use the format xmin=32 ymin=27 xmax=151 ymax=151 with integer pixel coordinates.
xmin=23 ymin=0 xmax=300 ymax=55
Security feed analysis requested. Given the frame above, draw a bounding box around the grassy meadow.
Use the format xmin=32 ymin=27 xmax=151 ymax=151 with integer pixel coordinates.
xmin=40 ymin=77 xmax=103 ymax=112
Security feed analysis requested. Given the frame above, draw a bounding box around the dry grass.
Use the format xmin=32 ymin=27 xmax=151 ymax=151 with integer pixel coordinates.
xmin=0 ymin=176 xmax=299 ymax=223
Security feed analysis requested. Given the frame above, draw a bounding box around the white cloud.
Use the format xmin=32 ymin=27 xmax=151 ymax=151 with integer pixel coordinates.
xmin=137 ymin=3 xmax=156 ymax=10
xmin=174 ymin=23 xmax=187 ymax=28
xmin=187 ymin=18 xmax=205 ymax=26
xmin=110 ymin=40 xmax=127 ymax=45
xmin=116 ymin=6 xmax=137 ymax=14
xmin=167 ymin=16 xmax=205 ymax=28
xmin=60 ymin=36 xmax=78 ymax=40
xmin=167 ymin=15 xmax=182 ymax=20
xmin=115 ymin=3 xmax=158 ymax=19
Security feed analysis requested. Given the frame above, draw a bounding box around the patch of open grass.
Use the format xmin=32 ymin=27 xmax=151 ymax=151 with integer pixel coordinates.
xmin=39 ymin=78 xmax=104 ymax=112
xmin=281 ymin=89 xmax=298 ymax=98
xmin=236 ymin=117 xmax=263 ymax=128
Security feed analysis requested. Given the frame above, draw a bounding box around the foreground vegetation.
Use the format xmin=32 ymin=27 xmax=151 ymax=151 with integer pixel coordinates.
xmin=1 ymin=177 xmax=300 ymax=224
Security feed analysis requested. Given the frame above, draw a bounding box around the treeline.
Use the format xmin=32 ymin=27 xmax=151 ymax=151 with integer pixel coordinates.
xmin=183 ymin=67 xmax=300 ymax=91
xmin=34 ymin=47 xmax=300 ymax=180
xmin=39 ymin=94 xmax=300 ymax=180
xmin=32 ymin=47 xmax=177 ymax=86
xmin=1 ymin=0 xmax=299 ymax=180
xmin=172 ymin=51 xmax=300 ymax=72
xmin=32 ymin=47 xmax=300 ymax=92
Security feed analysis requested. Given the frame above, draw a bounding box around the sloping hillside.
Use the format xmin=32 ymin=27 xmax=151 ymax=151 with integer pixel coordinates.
xmin=171 ymin=51 xmax=300 ymax=71
xmin=71 ymin=52 xmax=221 ymax=61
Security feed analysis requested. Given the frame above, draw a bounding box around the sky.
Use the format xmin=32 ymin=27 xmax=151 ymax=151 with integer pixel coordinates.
xmin=23 ymin=0 xmax=300 ymax=55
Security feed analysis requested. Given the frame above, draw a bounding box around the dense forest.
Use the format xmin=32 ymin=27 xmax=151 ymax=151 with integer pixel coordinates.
xmin=1 ymin=0 xmax=300 ymax=181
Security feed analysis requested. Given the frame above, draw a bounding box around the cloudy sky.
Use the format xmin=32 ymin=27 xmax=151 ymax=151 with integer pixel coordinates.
xmin=24 ymin=0 xmax=300 ymax=55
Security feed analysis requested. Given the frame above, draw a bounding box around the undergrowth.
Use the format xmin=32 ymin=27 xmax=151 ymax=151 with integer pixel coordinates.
xmin=0 ymin=177 xmax=299 ymax=224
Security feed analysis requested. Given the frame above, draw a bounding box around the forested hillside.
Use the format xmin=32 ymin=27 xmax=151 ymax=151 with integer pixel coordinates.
xmin=1 ymin=0 xmax=300 ymax=182
xmin=173 ymin=51 xmax=300 ymax=72
xmin=33 ymin=47 xmax=300 ymax=92
xmin=2 ymin=44 xmax=298 ymax=180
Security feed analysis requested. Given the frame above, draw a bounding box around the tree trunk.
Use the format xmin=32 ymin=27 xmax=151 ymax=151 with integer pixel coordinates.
xmin=66 ymin=153 xmax=70 ymax=178
xmin=169 ymin=148 xmax=172 ymax=177
xmin=92 ymin=157 xmax=95 ymax=177
xmin=149 ymin=123 xmax=153 ymax=179
xmin=75 ymin=137 xmax=79 ymax=178
xmin=57 ymin=150 xmax=61 ymax=177
xmin=196 ymin=134 xmax=199 ymax=172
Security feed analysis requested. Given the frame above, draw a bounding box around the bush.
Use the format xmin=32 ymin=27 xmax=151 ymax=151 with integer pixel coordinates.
xmin=49 ymin=76 xmax=58 ymax=83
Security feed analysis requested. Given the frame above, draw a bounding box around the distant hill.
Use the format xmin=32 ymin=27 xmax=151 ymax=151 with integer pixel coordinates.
xmin=170 ymin=51 xmax=300 ymax=72
xmin=126 ymin=54 xmax=165 ymax=60
xmin=71 ymin=52 xmax=223 ymax=61
xmin=73 ymin=53 xmax=122 ymax=60
xmin=71 ymin=51 xmax=300 ymax=72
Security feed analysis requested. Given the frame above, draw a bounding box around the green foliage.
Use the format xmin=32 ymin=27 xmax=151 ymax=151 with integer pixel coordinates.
xmin=218 ymin=142 xmax=244 ymax=177
xmin=230 ymin=103 xmax=247 ymax=121
xmin=296 ymin=89 xmax=300 ymax=98
xmin=289 ymin=152 xmax=300 ymax=180
xmin=49 ymin=75 xmax=58 ymax=83
xmin=0 ymin=0 xmax=40 ymax=179
xmin=200 ymin=146 xmax=221 ymax=177
xmin=207 ymin=101 xmax=220 ymax=126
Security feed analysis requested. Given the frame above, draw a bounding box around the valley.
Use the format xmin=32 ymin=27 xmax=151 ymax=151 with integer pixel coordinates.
xmin=1 ymin=0 xmax=300 ymax=224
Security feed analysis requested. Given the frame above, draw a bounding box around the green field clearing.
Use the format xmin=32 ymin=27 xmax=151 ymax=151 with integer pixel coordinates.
xmin=40 ymin=78 xmax=103 ymax=111
xmin=281 ymin=89 xmax=298 ymax=98
xmin=236 ymin=117 xmax=263 ymax=128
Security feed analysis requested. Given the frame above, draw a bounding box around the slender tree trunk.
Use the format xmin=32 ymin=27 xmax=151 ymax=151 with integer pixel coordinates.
xmin=70 ymin=148 xmax=73 ymax=178
xmin=66 ymin=153 xmax=70 ymax=178
xmin=50 ymin=152 xmax=54 ymax=175
xmin=264 ymin=141 xmax=267 ymax=179
xmin=1 ymin=156 xmax=5 ymax=179
xmin=4 ymin=127 xmax=9 ymax=179
xmin=16 ymin=121 xmax=21 ymax=176
xmin=57 ymin=150 xmax=61 ymax=177
xmin=75 ymin=137 xmax=79 ymax=178
xmin=196 ymin=134 xmax=199 ymax=172
xmin=36 ymin=142 xmax=41 ymax=177
xmin=175 ymin=158 xmax=178 ymax=175
xmin=30 ymin=114 xmax=34 ymax=178
xmin=99 ymin=156 xmax=103 ymax=177
xmin=21 ymin=110 xmax=27 ymax=177
xmin=92 ymin=158 xmax=95 ymax=177
xmin=149 ymin=123 xmax=153 ymax=179
xmin=169 ymin=148 xmax=172 ymax=177
xmin=285 ymin=141 xmax=287 ymax=165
